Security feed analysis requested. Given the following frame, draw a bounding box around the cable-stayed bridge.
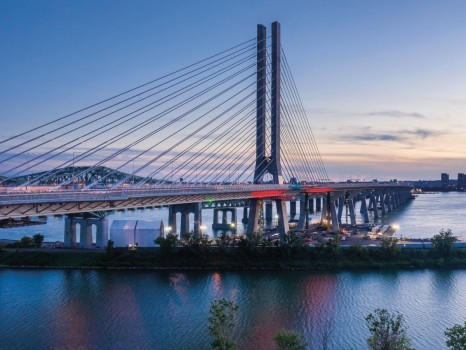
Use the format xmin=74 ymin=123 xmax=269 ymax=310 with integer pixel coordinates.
xmin=0 ymin=22 xmax=411 ymax=246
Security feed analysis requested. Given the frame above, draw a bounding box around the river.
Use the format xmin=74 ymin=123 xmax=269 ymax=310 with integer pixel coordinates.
xmin=1 ymin=268 xmax=465 ymax=349
xmin=2 ymin=192 xmax=466 ymax=349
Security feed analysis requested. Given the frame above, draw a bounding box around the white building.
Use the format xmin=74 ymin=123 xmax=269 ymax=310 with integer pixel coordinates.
xmin=110 ymin=220 xmax=164 ymax=248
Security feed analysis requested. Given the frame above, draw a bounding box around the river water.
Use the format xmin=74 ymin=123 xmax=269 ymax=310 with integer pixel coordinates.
xmin=1 ymin=192 xmax=465 ymax=242
xmin=1 ymin=192 xmax=466 ymax=349
xmin=1 ymin=268 xmax=465 ymax=349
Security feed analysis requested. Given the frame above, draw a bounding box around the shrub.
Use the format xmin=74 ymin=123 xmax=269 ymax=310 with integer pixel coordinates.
xmin=32 ymin=234 xmax=44 ymax=248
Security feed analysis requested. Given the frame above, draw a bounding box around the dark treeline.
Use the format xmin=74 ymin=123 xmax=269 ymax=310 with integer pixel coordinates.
xmin=2 ymin=229 xmax=466 ymax=270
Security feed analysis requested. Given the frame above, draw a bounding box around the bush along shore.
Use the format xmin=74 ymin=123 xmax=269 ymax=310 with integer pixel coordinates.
xmin=1 ymin=229 xmax=466 ymax=270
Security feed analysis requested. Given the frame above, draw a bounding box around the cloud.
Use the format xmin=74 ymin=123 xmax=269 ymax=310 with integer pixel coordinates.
xmin=366 ymin=110 xmax=427 ymax=119
xmin=353 ymin=133 xmax=402 ymax=142
xmin=345 ymin=128 xmax=442 ymax=143
xmin=401 ymin=128 xmax=441 ymax=139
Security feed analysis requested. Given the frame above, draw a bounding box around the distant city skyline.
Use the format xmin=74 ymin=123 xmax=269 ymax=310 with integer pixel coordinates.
xmin=1 ymin=0 xmax=466 ymax=181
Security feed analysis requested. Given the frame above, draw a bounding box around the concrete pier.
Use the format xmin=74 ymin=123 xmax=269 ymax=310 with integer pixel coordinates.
xmin=316 ymin=197 xmax=322 ymax=211
xmin=309 ymin=197 xmax=314 ymax=214
xmin=64 ymin=216 xmax=108 ymax=248
xmin=242 ymin=206 xmax=249 ymax=224
xmin=265 ymin=202 xmax=273 ymax=222
xmin=290 ymin=200 xmax=297 ymax=219
xmin=168 ymin=202 xmax=202 ymax=237
xmin=212 ymin=208 xmax=237 ymax=230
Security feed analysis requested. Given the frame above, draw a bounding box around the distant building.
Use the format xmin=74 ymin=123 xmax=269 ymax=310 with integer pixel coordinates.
xmin=441 ymin=173 xmax=449 ymax=189
xmin=458 ymin=173 xmax=466 ymax=190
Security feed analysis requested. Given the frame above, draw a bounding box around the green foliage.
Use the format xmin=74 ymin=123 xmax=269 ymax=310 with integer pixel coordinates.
xmin=106 ymin=240 xmax=114 ymax=255
xmin=20 ymin=236 xmax=33 ymax=247
xmin=283 ymin=231 xmax=305 ymax=249
xmin=380 ymin=238 xmax=400 ymax=259
xmin=274 ymin=329 xmax=307 ymax=350
xmin=155 ymin=233 xmax=179 ymax=254
xmin=216 ymin=233 xmax=233 ymax=248
xmin=280 ymin=231 xmax=306 ymax=258
xmin=32 ymin=234 xmax=44 ymax=248
xmin=248 ymin=232 xmax=263 ymax=248
xmin=445 ymin=321 xmax=466 ymax=350
xmin=181 ymin=231 xmax=194 ymax=247
xmin=431 ymin=229 xmax=457 ymax=258
xmin=237 ymin=233 xmax=261 ymax=256
xmin=365 ymin=308 xmax=415 ymax=350
xmin=208 ymin=298 xmax=238 ymax=350
xmin=347 ymin=244 xmax=368 ymax=260
xmin=192 ymin=234 xmax=212 ymax=254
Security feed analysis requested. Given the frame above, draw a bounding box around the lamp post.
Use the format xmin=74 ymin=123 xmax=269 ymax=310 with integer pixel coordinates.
xmin=166 ymin=226 xmax=172 ymax=238
xmin=72 ymin=152 xmax=79 ymax=188
xmin=200 ymin=224 xmax=207 ymax=236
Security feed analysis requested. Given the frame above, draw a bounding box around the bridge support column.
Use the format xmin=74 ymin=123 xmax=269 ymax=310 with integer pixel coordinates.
xmin=369 ymin=194 xmax=379 ymax=219
xmin=360 ymin=196 xmax=370 ymax=223
xmin=95 ymin=219 xmax=108 ymax=248
xmin=242 ymin=207 xmax=249 ymax=224
xmin=290 ymin=200 xmax=297 ymax=219
xmin=247 ymin=199 xmax=262 ymax=234
xmin=64 ymin=216 xmax=108 ymax=249
xmin=212 ymin=208 xmax=237 ymax=230
xmin=309 ymin=197 xmax=314 ymax=214
xmin=276 ymin=199 xmax=289 ymax=241
xmin=265 ymin=202 xmax=273 ymax=222
xmin=385 ymin=193 xmax=392 ymax=212
xmin=329 ymin=194 xmax=340 ymax=232
xmin=337 ymin=195 xmax=345 ymax=223
xmin=321 ymin=197 xmax=327 ymax=222
xmin=168 ymin=203 xmax=203 ymax=237
xmin=297 ymin=193 xmax=309 ymax=230
xmin=391 ymin=192 xmax=397 ymax=209
xmin=316 ymin=197 xmax=322 ymax=211
xmin=64 ymin=216 xmax=77 ymax=247
xmin=348 ymin=196 xmax=357 ymax=226
xmin=78 ymin=219 xmax=93 ymax=249
xmin=379 ymin=194 xmax=386 ymax=215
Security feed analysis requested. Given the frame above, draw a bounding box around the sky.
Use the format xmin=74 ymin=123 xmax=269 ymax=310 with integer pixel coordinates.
xmin=1 ymin=0 xmax=466 ymax=181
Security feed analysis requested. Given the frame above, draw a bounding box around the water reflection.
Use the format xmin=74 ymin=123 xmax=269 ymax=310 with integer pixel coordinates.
xmin=3 ymin=269 xmax=466 ymax=349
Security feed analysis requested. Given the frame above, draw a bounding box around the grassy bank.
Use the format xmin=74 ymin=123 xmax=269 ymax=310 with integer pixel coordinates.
xmin=2 ymin=245 xmax=466 ymax=270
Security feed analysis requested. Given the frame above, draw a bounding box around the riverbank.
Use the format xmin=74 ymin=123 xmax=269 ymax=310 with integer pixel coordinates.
xmin=2 ymin=246 xmax=466 ymax=270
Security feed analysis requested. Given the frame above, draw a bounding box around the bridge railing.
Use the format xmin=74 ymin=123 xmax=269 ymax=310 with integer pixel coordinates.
xmin=0 ymin=182 xmax=411 ymax=205
xmin=0 ymin=184 xmax=291 ymax=204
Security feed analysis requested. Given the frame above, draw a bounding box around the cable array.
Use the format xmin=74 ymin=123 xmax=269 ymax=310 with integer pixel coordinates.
xmin=0 ymin=35 xmax=327 ymax=189
xmin=279 ymin=47 xmax=329 ymax=183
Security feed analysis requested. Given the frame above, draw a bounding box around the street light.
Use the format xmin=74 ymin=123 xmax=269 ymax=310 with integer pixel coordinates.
xmin=72 ymin=152 xmax=80 ymax=186
xmin=200 ymin=225 xmax=207 ymax=235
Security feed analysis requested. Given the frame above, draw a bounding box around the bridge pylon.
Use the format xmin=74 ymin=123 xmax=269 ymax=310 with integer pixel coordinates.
xmin=253 ymin=21 xmax=283 ymax=185
xmin=248 ymin=21 xmax=289 ymax=238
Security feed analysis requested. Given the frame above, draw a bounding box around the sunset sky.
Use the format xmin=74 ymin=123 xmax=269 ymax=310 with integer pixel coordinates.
xmin=1 ymin=0 xmax=465 ymax=181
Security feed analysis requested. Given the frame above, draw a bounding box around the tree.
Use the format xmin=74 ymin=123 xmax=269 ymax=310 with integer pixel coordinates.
xmin=445 ymin=321 xmax=466 ymax=350
xmin=20 ymin=236 xmax=33 ymax=247
xmin=106 ymin=239 xmax=114 ymax=255
xmin=181 ymin=231 xmax=194 ymax=247
xmin=365 ymin=308 xmax=414 ymax=350
xmin=379 ymin=238 xmax=400 ymax=259
xmin=155 ymin=233 xmax=179 ymax=254
xmin=274 ymin=329 xmax=307 ymax=350
xmin=216 ymin=233 xmax=233 ymax=248
xmin=32 ymin=234 xmax=44 ymax=248
xmin=431 ymin=228 xmax=457 ymax=258
xmin=208 ymin=298 xmax=238 ymax=350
